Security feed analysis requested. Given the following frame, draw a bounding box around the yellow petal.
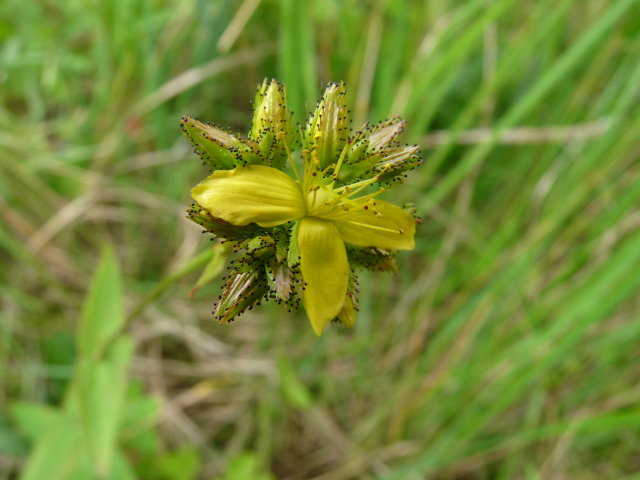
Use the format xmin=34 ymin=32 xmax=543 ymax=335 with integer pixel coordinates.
xmin=191 ymin=165 xmax=305 ymax=228
xmin=298 ymin=218 xmax=349 ymax=335
xmin=334 ymin=199 xmax=416 ymax=250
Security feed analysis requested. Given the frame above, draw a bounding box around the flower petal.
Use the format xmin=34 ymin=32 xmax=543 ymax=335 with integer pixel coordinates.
xmin=334 ymin=199 xmax=416 ymax=250
xmin=298 ymin=218 xmax=349 ymax=335
xmin=191 ymin=165 xmax=305 ymax=228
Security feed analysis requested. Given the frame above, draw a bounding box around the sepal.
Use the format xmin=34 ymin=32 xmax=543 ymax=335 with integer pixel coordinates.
xmin=187 ymin=204 xmax=267 ymax=241
xmin=336 ymin=270 xmax=359 ymax=328
xmin=348 ymin=247 xmax=398 ymax=273
xmin=181 ymin=115 xmax=263 ymax=170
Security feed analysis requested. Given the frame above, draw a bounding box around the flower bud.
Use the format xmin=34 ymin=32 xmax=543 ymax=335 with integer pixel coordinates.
xmin=181 ymin=115 xmax=262 ymax=170
xmin=304 ymin=82 xmax=349 ymax=170
xmin=366 ymin=144 xmax=422 ymax=185
xmin=214 ymin=239 xmax=276 ymax=323
xmin=336 ymin=117 xmax=421 ymax=185
xmin=214 ymin=269 xmax=268 ymax=323
xmin=249 ymin=79 xmax=294 ymax=169
xmin=367 ymin=116 xmax=406 ymax=150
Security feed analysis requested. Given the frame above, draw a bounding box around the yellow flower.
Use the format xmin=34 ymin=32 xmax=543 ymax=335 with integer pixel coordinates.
xmin=184 ymin=80 xmax=420 ymax=335
xmin=191 ymin=156 xmax=415 ymax=336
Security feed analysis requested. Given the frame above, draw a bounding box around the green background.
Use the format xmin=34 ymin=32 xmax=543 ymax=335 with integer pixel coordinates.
xmin=2 ymin=0 xmax=640 ymax=478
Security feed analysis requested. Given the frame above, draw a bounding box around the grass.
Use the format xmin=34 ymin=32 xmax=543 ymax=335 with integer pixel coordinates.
xmin=2 ymin=0 xmax=640 ymax=478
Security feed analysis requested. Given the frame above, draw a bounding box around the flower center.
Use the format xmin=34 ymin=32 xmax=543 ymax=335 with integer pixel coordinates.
xmin=305 ymin=184 xmax=342 ymax=218
xmin=281 ymin=136 xmax=388 ymax=222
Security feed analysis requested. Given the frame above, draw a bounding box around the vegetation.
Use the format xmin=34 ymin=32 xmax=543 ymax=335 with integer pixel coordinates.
xmin=2 ymin=0 xmax=640 ymax=478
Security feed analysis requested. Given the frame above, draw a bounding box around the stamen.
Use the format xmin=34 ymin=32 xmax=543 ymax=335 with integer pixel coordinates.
xmin=351 ymin=187 xmax=386 ymax=203
xmin=333 ymin=175 xmax=378 ymax=194
xmin=332 ymin=127 xmax=365 ymax=179
xmin=311 ymin=148 xmax=320 ymax=171
xmin=337 ymin=195 xmax=377 ymax=212
xmin=310 ymin=185 xmax=320 ymax=207
xmin=301 ymin=149 xmax=311 ymax=192
xmin=344 ymin=220 xmax=400 ymax=234
xmin=279 ymin=132 xmax=301 ymax=183
xmin=332 ymin=181 xmax=385 ymax=207
xmin=321 ymin=163 xmax=335 ymax=177
xmin=331 ymin=141 xmax=350 ymax=180
xmin=342 ymin=182 xmax=379 ymax=199
xmin=302 ymin=148 xmax=323 ymax=195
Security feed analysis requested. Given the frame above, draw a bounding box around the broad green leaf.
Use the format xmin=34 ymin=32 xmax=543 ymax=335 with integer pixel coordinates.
xmin=11 ymin=402 xmax=61 ymax=441
xmin=77 ymin=337 xmax=134 ymax=477
xmin=0 ymin=414 xmax=28 ymax=456
xmin=20 ymin=416 xmax=83 ymax=480
xmin=19 ymin=415 xmax=136 ymax=480
xmin=155 ymin=447 xmax=200 ymax=480
xmin=105 ymin=450 xmax=137 ymax=480
xmin=221 ymin=452 xmax=274 ymax=480
xmin=77 ymin=246 xmax=123 ymax=359
xmin=277 ymin=356 xmax=312 ymax=410
xmin=119 ymin=381 xmax=162 ymax=454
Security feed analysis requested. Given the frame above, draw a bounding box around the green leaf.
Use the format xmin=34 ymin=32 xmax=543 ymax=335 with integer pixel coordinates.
xmin=189 ymin=242 xmax=232 ymax=297
xmin=77 ymin=337 xmax=134 ymax=477
xmin=77 ymin=245 xmax=124 ymax=359
xmin=11 ymin=402 xmax=61 ymax=442
xmin=104 ymin=450 xmax=137 ymax=480
xmin=0 ymin=414 xmax=28 ymax=456
xmin=19 ymin=416 xmax=136 ymax=480
xmin=277 ymin=355 xmax=312 ymax=410
xmin=19 ymin=416 xmax=84 ymax=480
xmin=155 ymin=447 xmax=200 ymax=480
xmin=119 ymin=381 xmax=162 ymax=455
xmin=221 ymin=452 xmax=274 ymax=480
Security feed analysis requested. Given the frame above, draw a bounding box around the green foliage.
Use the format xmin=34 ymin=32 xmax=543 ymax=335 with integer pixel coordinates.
xmin=221 ymin=452 xmax=275 ymax=480
xmin=2 ymin=0 xmax=640 ymax=478
xmin=78 ymin=246 xmax=124 ymax=358
xmin=8 ymin=249 xmax=198 ymax=480
xmin=277 ymin=356 xmax=312 ymax=410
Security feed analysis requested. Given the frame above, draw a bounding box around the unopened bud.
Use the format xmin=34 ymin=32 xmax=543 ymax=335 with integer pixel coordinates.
xmin=249 ymin=79 xmax=294 ymax=169
xmin=214 ymin=269 xmax=268 ymax=323
xmin=304 ymin=82 xmax=349 ymax=169
xmin=181 ymin=115 xmax=261 ymax=170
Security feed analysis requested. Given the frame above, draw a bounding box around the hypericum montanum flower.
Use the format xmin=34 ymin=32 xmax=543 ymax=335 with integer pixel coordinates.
xmin=182 ymin=80 xmax=421 ymax=335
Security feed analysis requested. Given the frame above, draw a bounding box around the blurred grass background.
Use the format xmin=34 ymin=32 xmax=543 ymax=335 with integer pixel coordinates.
xmin=2 ymin=0 xmax=640 ymax=478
